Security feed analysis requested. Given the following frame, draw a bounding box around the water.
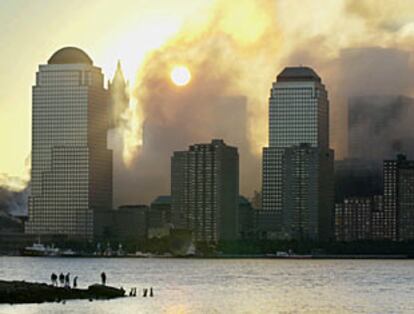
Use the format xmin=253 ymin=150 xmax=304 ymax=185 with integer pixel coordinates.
xmin=0 ymin=257 xmax=413 ymax=313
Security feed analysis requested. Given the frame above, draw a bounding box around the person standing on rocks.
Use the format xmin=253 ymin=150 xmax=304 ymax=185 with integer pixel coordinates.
xmin=59 ymin=273 xmax=65 ymax=287
xmin=64 ymin=273 xmax=70 ymax=288
xmin=51 ymin=273 xmax=57 ymax=286
xmin=101 ymin=272 xmax=106 ymax=285
xmin=73 ymin=276 xmax=78 ymax=288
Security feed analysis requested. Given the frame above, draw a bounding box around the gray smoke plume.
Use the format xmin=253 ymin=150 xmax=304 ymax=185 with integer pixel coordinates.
xmin=285 ymin=46 xmax=414 ymax=158
xmin=0 ymin=177 xmax=29 ymax=217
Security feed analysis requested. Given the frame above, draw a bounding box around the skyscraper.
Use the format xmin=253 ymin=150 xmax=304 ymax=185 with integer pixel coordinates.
xmin=171 ymin=139 xmax=239 ymax=242
xmin=383 ymin=154 xmax=414 ymax=241
xmin=261 ymin=67 xmax=334 ymax=240
xmin=26 ymin=47 xmax=113 ymax=240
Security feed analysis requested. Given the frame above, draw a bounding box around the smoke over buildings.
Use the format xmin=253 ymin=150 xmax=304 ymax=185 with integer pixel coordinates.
xmin=109 ymin=1 xmax=414 ymax=205
xmin=0 ymin=175 xmax=29 ymax=216
xmin=349 ymin=95 xmax=414 ymax=161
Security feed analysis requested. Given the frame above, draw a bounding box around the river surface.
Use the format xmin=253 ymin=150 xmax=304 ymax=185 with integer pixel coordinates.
xmin=0 ymin=257 xmax=413 ymax=313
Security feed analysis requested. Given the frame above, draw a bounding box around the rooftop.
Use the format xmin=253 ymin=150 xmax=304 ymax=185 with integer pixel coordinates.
xmin=48 ymin=47 xmax=93 ymax=65
xmin=277 ymin=66 xmax=321 ymax=83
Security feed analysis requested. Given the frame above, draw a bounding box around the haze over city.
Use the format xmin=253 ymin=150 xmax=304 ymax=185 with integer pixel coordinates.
xmin=3 ymin=1 xmax=414 ymax=313
xmin=2 ymin=0 xmax=414 ymax=208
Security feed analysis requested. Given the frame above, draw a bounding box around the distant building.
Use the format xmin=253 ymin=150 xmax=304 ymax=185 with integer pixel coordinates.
xmin=108 ymin=60 xmax=129 ymax=128
xmin=262 ymin=67 xmax=334 ymax=241
xmin=335 ymin=197 xmax=373 ymax=242
xmin=238 ymin=196 xmax=255 ymax=239
xmin=384 ymin=155 xmax=414 ymax=241
xmin=149 ymin=196 xmax=172 ymax=229
xmin=335 ymin=196 xmax=387 ymax=242
xmin=26 ymin=47 xmax=113 ymax=240
xmin=335 ymin=154 xmax=414 ymax=241
xmin=97 ymin=205 xmax=148 ymax=241
xmin=282 ymin=144 xmax=334 ymax=241
xmin=171 ymin=139 xmax=239 ymax=242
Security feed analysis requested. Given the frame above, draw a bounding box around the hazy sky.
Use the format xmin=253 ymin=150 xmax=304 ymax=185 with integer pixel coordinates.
xmin=2 ymin=0 xmax=414 ymax=199
xmin=0 ymin=0 xmax=204 ymax=180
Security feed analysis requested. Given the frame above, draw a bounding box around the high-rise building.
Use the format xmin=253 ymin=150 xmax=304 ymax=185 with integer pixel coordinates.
xmin=26 ymin=47 xmax=113 ymax=240
xmin=384 ymin=154 xmax=414 ymax=241
xmin=171 ymin=139 xmax=239 ymax=242
xmin=262 ymin=67 xmax=334 ymax=240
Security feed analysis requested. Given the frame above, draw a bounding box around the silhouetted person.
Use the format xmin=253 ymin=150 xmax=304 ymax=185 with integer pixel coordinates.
xmin=64 ymin=273 xmax=70 ymax=288
xmin=59 ymin=273 xmax=65 ymax=287
xmin=73 ymin=276 xmax=78 ymax=288
xmin=51 ymin=273 xmax=57 ymax=286
xmin=150 ymin=287 xmax=153 ymax=297
xmin=143 ymin=288 xmax=148 ymax=297
xmin=101 ymin=272 xmax=106 ymax=285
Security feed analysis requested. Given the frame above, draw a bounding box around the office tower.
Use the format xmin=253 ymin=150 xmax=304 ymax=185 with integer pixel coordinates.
xmin=384 ymin=154 xmax=414 ymax=241
xmin=26 ymin=47 xmax=113 ymax=240
xmin=262 ymin=67 xmax=334 ymax=240
xmin=171 ymin=139 xmax=239 ymax=242
xmin=348 ymin=95 xmax=414 ymax=162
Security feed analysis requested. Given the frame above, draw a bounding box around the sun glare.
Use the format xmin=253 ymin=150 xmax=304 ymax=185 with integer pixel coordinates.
xmin=170 ymin=66 xmax=191 ymax=86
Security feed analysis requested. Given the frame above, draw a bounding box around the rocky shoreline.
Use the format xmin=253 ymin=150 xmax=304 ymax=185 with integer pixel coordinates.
xmin=0 ymin=280 xmax=125 ymax=304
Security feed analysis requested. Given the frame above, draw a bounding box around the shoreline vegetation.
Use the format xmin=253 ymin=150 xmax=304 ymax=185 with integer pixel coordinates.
xmin=0 ymin=280 xmax=125 ymax=304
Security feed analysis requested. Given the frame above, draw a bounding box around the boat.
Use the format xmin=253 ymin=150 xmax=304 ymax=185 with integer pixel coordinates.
xmin=22 ymin=242 xmax=60 ymax=256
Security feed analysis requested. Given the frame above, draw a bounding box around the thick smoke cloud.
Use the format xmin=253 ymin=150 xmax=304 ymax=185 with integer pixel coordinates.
xmin=114 ymin=0 xmax=280 ymax=205
xmin=0 ymin=174 xmax=29 ymax=216
xmin=113 ymin=0 xmax=414 ymax=206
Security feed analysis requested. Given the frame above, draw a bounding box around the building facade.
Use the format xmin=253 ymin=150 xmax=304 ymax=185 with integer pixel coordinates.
xmin=26 ymin=47 xmax=113 ymax=240
xmin=384 ymin=155 xmax=414 ymax=241
xmin=335 ymin=197 xmax=373 ymax=242
xmin=171 ymin=139 xmax=239 ymax=243
xmin=262 ymin=67 xmax=334 ymax=240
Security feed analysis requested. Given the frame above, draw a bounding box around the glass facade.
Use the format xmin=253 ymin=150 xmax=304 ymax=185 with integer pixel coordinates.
xmin=262 ymin=67 xmax=333 ymax=240
xmin=26 ymin=50 xmax=112 ymax=240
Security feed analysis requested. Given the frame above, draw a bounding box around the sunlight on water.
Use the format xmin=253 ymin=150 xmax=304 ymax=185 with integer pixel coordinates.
xmin=1 ymin=257 xmax=414 ymax=313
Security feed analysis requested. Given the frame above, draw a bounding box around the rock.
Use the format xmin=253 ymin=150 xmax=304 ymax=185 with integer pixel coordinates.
xmin=0 ymin=280 xmax=125 ymax=304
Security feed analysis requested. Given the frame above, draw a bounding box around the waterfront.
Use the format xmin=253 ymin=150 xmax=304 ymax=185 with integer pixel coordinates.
xmin=0 ymin=257 xmax=413 ymax=313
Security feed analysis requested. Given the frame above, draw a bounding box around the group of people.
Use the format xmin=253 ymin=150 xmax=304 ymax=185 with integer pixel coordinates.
xmin=50 ymin=272 xmax=106 ymax=288
xmin=50 ymin=273 xmax=78 ymax=288
xmin=49 ymin=271 xmax=154 ymax=297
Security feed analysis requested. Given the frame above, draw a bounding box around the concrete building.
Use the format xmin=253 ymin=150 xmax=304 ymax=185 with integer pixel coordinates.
xmin=384 ymin=155 xmax=414 ymax=241
xmin=262 ymin=67 xmax=334 ymax=241
xmin=26 ymin=47 xmax=113 ymax=240
xmin=282 ymin=144 xmax=334 ymax=240
xmin=335 ymin=197 xmax=373 ymax=242
xmin=171 ymin=139 xmax=239 ymax=243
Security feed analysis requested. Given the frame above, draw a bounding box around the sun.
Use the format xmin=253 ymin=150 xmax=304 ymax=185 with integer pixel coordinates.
xmin=170 ymin=66 xmax=191 ymax=86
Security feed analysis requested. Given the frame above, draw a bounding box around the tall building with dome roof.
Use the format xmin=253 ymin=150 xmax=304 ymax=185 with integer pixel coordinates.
xmin=25 ymin=47 xmax=113 ymax=240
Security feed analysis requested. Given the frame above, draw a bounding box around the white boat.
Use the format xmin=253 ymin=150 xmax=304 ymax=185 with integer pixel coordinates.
xmin=23 ymin=242 xmax=60 ymax=256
